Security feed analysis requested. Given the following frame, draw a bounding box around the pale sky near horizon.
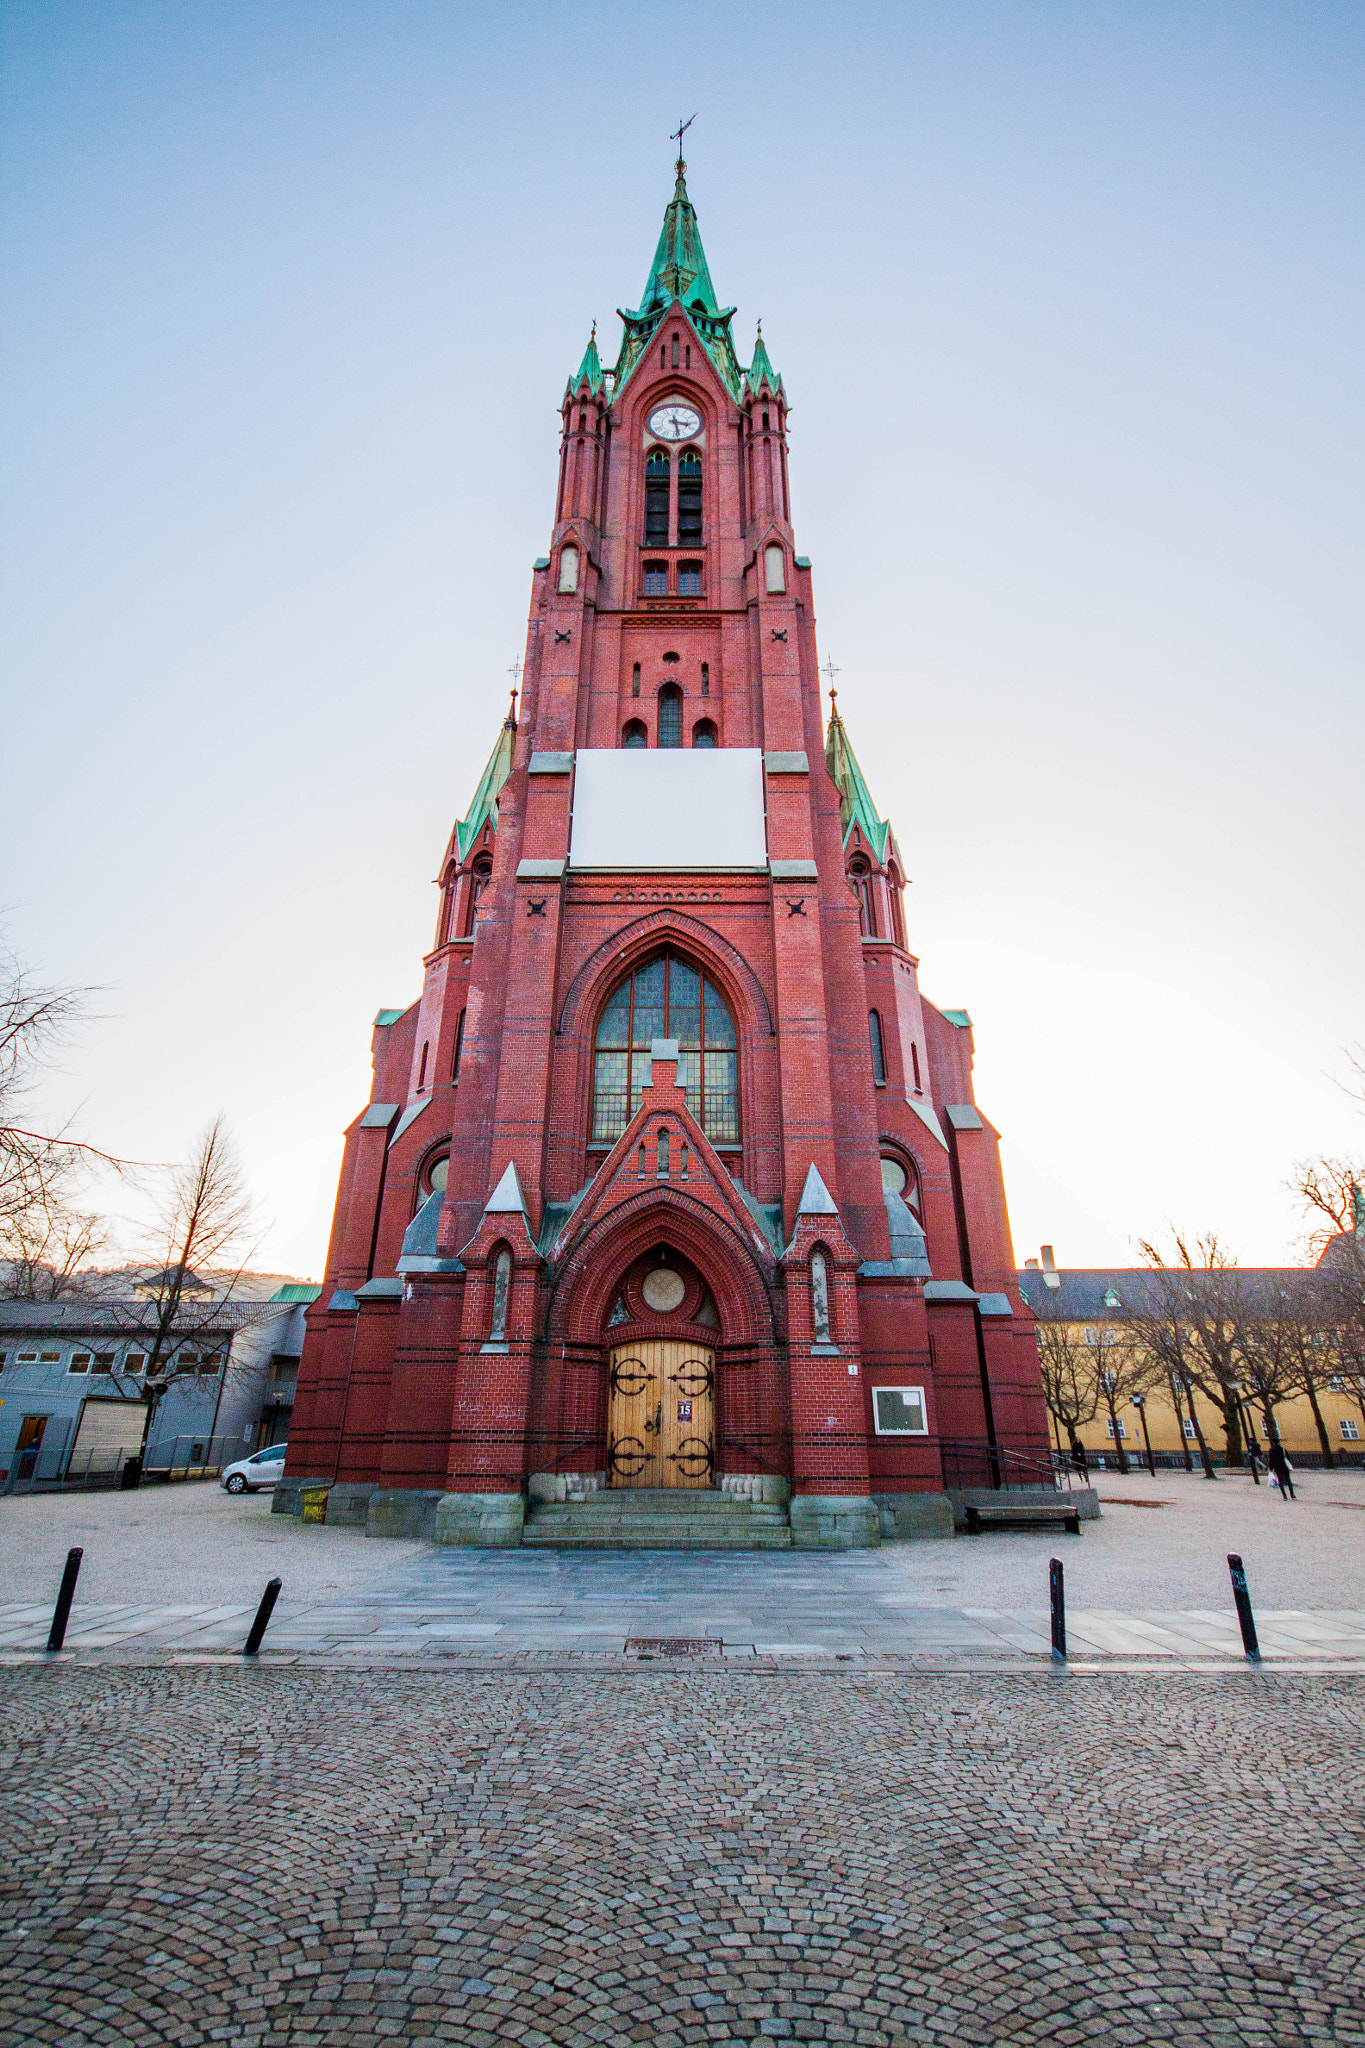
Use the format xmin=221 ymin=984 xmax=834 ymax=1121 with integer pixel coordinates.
xmin=2 ymin=0 xmax=1361 ymax=1279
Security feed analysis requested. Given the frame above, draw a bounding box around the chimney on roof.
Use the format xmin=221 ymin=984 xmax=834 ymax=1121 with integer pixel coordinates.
xmin=1024 ymin=1258 xmax=1040 ymax=1271
xmin=1040 ymin=1245 xmax=1061 ymax=1290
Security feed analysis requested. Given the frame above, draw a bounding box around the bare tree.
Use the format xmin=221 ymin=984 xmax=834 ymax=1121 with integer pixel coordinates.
xmin=0 ymin=948 xmax=120 ymax=1291
xmin=1133 ymin=1234 xmax=1247 ymax=1474
xmin=1290 ymin=1157 xmax=1365 ymax=1260
xmin=1233 ymin=1277 xmax=1311 ymax=1458
xmin=1031 ymin=1295 xmax=1102 ymax=1471
xmin=0 ymin=1192 xmax=107 ymax=1301
xmin=113 ymin=1118 xmax=262 ymax=1457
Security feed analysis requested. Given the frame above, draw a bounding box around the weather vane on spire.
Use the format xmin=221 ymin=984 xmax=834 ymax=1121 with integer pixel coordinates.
xmin=822 ymin=655 xmax=841 ymax=704
xmin=671 ymin=112 xmax=697 ymax=173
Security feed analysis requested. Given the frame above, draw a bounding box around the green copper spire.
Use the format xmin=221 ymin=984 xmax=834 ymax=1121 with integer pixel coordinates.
xmin=455 ymin=710 xmax=516 ymax=861
xmin=635 ymin=161 xmax=722 ymax=318
xmin=612 ymin=158 xmax=742 ymax=402
xmin=745 ymin=324 xmax=783 ymax=398
xmin=567 ymin=323 xmax=603 ymax=397
xmin=824 ymin=701 xmax=893 ymax=864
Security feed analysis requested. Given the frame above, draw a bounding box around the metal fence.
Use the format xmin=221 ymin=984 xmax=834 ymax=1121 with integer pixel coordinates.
xmin=38 ymin=1433 xmax=248 ymax=1492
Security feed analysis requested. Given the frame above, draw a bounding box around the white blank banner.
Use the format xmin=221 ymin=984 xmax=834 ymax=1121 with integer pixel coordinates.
xmin=568 ymin=749 xmax=767 ymax=870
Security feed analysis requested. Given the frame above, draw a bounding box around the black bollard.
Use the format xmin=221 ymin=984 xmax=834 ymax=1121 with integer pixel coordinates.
xmin=46 ymin=1547 xmax=84 ymax=1653
xmin=243 ymin=1577 xmax=283 ymax=1657
xmin=1049 ymin=1556 xmax=1067 ymax=1661
xmin=1227 ymin=1553 xmax=1260 ymax=1660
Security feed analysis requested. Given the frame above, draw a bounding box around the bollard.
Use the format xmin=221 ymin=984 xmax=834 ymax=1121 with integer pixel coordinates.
xmin=1227 ymin=1553 xmax=1260 ymax=1660
xmin=243 ymin=1577 xmax=283 ymax=1657
xmin=46 ymin=1547 xmax=84 ymax=1653
xmin=1049 ymin=1556 xmax=1067 ymax=1661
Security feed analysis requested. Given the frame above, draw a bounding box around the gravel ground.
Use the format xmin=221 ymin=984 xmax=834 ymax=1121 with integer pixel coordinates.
xmin=1 ymin=1466 xmax=1361 ymax=1616
xmin=1 ymin=1662 xmax=1363 ymax=2045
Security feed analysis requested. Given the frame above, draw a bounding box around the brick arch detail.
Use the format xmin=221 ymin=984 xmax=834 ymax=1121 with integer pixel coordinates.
xmin=557 ymin=911 xmax=774 ymax=1042
xmin=545 ymin=1190 xmax=778 ymax=1350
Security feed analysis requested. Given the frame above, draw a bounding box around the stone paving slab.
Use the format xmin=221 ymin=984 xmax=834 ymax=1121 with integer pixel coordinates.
xmin=4 ymin=1595 xmax=1365 ymax=1664
xmin=1 ymin=1662 xmax=1363 ymax=2045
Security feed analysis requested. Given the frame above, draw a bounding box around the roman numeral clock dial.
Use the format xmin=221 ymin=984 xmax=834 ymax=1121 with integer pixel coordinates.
xmin=648 ymin=402 xmax=701 ymax=442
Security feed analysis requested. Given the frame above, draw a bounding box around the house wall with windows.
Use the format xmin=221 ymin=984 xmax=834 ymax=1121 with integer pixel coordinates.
xmin=0 ymin=1293 xmax=315 ymax=1487
xmin=1018 ymin=1260 xmax=1365 ymax=1468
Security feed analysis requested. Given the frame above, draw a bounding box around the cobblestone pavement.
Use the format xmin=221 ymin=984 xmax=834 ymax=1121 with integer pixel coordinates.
xmin=1 ymin=1665 xmax=1363 ymax=2045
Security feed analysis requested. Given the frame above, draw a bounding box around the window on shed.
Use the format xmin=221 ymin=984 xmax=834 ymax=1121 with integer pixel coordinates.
xmin=67 ymin=1352 xmax=92 ymax=1374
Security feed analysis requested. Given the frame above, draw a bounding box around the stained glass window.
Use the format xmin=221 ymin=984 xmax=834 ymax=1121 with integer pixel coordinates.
xmin=592 ymin=952 xmax=739 ymax=1146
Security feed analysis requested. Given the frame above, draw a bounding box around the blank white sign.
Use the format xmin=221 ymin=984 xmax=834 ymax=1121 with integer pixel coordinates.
xmin=568 ymin=749 xmax=767 ymax=870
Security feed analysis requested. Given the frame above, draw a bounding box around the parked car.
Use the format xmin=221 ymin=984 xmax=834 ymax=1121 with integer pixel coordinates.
xmin=221 ymin=1443 xmax=288 ymax=1493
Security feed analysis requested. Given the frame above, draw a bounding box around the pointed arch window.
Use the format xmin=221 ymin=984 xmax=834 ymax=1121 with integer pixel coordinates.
xmin=464 ymin=856 xmax=492 ymax=936
xmin=677 ymin=449 xmax=702 ymax=543
xmin=623 ymin=719 xmax=647 ymax=748
xmin=810 ymin=1249 xmax=833 ymax=1344
xmin=848 ymin=857 xmax=876 ymax=937
xmin=644 ymin=449 xmax=670 ymax=544
xmin=489 ymin=1248 xmax=512 ymax=1343
xmin=869 ymin=1009 xmax=887 ymax=1086
xmin=592 ymin=952 xmax=739 ymax=1146
xmin=658 ymin=684 xmax=683 ymax=748
xmin=692 ymin=719 xmax=717 ymax=748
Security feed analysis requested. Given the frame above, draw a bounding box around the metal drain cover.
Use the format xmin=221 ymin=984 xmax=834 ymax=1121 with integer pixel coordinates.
xmin=624 ymin=1637 xmax=723 ymax=1657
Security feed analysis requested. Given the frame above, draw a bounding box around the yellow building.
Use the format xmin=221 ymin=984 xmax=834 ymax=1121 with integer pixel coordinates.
xmin=1017 ymin=1253 xmax=1365 ymax=1470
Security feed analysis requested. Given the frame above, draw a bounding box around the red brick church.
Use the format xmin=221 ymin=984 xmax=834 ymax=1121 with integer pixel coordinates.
xmin=283 ymin=157 xmax=1048 ymax=1547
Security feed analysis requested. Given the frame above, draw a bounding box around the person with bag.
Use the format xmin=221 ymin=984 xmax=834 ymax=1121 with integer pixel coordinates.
xmin=1267 ymin=1439 xmax=1295 ymax=1501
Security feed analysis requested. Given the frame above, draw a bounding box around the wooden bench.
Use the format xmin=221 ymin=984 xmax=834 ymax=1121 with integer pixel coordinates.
xmin=964 ymin=1503 xmax=1081 ymax=1537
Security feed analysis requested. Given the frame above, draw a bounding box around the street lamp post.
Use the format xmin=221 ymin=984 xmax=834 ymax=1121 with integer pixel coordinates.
xmin=1131 ymin=1394 xmax=1156 ymax=1477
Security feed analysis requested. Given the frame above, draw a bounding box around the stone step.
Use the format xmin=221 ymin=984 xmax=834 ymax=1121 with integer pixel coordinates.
xmin=523 ymin=1540 xmax=802 ymax=1548
xmin=522 ymin=1485 xmax=793 ymax=1550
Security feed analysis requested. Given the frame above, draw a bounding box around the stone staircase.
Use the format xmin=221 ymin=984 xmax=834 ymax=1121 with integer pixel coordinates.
xmin=521 ymin=1486 xmax=793 ymax=1550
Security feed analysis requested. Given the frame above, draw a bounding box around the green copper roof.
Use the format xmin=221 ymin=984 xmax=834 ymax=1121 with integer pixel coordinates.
xmin=612 ymin=162 xmax=742 ymax=402
xmin=824 ymin=706 xmax=892 ymax=864
xmin=745 ymin=327 xmax=784 ymax=398
xmin=455 ymin=716 xmax=516 ymax=862
xmin=270 ymin=1282 xmax=323 ymax=1303
xmin=373 ymin=1009 xmax=405 ymax=1028
xmin=567 ymin=325 xmax=603 ymax=397
xmin=633 ymin=164 xmax=722 ymax=318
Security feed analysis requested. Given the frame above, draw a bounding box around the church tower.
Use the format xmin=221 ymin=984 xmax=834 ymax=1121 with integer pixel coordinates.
xmin=284 ymin=157 xmax=1049 ymax=1546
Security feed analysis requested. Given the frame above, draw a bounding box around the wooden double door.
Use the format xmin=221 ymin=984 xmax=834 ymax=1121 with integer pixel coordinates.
xmin=607 ymin=1340 xmax=715 ymax=1489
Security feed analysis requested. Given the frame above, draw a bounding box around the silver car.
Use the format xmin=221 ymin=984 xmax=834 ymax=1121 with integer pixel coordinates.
xmin=221 ymin=1443 xmax=288 ymax=1493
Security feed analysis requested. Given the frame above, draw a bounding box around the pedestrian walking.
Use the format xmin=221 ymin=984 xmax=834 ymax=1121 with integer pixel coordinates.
xmin=1267 ymin=1441 xmax=1295 ymax=1500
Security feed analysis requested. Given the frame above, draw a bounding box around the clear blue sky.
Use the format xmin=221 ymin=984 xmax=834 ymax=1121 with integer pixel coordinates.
xmin=3 ymin=1 xmax=1361 ymax=1276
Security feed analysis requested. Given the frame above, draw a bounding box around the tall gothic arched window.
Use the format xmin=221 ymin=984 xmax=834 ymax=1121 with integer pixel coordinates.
xmin=677 ymin=449 xmax=702 ymax=543
xmin=592 ymin=952 xmax=739 ymax=1146
xmin=658 ymin=684 xmax=683 ymax=748
xmin=644 ymin=449 xmax=670 ymax=544
xmin=464 ymin=856 xmax=492 ymax=936
xmin=849 ymin=857 xmax=876 ymax=937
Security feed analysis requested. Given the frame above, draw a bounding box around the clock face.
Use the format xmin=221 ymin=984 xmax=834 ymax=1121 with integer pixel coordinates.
xmin=648 ymin=401 xmax=702 ymax=443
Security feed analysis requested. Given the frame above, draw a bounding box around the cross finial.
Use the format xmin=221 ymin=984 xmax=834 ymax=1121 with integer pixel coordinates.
xmin=671 ymin=112 xmax=696 ymax=174
xmin=822 ymin=655 xmax=841 ymax=703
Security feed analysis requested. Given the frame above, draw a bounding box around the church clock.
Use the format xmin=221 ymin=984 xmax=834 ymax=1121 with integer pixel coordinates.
xmin=648 ymin=401 xmax=701 ymax=442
